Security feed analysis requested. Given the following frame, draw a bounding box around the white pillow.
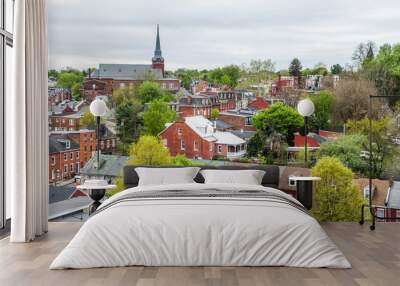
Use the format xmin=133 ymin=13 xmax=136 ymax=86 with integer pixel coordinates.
xmin=136 ymin=167 xmax=201 ymax=186
xmin=200 ymin=169 xmax=265 ymax=185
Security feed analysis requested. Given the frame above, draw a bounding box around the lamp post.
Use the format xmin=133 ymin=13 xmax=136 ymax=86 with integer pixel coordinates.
xmin=90 ymin=99 xmax=108 ymax=169
xmin=297 ymin=99 xmax=315 ymax=166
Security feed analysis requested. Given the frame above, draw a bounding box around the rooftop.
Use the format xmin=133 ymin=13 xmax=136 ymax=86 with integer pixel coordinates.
xmin=91 ymin=64 xmax=163 ymax=80
xmin=49 ymin=134 xmax=80 ymax=153
xmin=184 ymin=116 xmax=245 ymax=145
xmin=80 ymin=154 xmax=129 ymax=177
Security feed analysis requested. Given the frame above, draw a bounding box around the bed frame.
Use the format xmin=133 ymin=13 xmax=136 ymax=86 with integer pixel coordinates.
xmin=123 ymin=165 xmax=280 ymax=190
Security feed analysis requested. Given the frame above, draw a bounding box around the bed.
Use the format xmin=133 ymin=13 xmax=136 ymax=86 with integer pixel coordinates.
xmin=50 ymin=165 xmax=351 ymax=269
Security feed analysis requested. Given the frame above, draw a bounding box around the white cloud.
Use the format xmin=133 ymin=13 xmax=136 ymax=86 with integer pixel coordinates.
xmin=48 ymin=0 xmax=400 ymax=70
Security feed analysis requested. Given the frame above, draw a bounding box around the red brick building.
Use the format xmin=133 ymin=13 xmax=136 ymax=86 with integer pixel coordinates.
xmin=218 ymin=109 xmax=256 ymax=131
xmin=49 ymin=130 xmax=97 ymax=182
xmin=160 ymin=116 xmax=246 ymax=160
xmin=49 ymin=134 xmax=81 ymax=183
xmin=49 ymin=101 xmax=88 ymax=131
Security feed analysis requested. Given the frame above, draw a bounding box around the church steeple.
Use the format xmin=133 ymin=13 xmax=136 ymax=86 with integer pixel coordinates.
xmin=152 ymin=24 xmax=165 ymax=76
xmin=154 ymin=24 xmax=162 ymax=58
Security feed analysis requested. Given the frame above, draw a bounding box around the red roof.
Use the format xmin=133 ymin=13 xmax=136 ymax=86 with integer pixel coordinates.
xmin=248 ymin=97 xmax=269 ymax=110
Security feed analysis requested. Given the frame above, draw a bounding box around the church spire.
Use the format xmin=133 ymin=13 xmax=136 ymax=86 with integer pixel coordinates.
xmin=154 ymin=24 xmax=162 ymax=58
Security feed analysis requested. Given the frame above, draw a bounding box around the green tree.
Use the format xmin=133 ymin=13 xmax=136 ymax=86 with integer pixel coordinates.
xmin=48 ymin=69 xmax=59 ymax=79
xmin=317 ymin=135 xmax=368 ymax=175
xmin=362 ymin=43 xmax=400 ymax=102
xmin=128 ymin=135 xmax=171 ymax=165
xmin=80 ymin=111 xmax=96 ymax=129
xmin=252 ymin=102 xmax=303 ymax=145
xmin=210 ymin=108 xmax=219 ymax=121
xmin=346 ymin=116 xmax=397 ymax=178
xmin=311 ymin=157 xmax=365 ymax=222
xmin=309 ymin=91 xmax=334 ymax=130
xmin=137 ymin=81 xmax=165 ymax=104
xmin=246 ymin=132 xmax=266 ymax=157
xmin=57 ymin=71 xmax=84 ymax=99
xmin=143 ymin=100 xmax=176 ymax=136
xmin=115 ymin=99 xmax=143 ymax=143
xmin=330 ymin=64 xmax=343 ymax=75
xmin=71 ymin=83 xmax=82 ymax=100
xmin=109 ymin=86 xmax=137 ymax=108
xmin=208 ymin=65 xmax=241 ymax=88
xmin=289 ymin=58 xmax=302 ymax=77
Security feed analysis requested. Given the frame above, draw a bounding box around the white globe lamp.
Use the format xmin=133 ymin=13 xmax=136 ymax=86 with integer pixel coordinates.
xmin=297 ymin=99 xmax=315 ymax=117
xmin=297 ymin=99 xmax=315 ymax=166
xmin=90 ymin=98 xmax=108 ymax=117
xmin=90 ymin=99 xmax=108 ymax=168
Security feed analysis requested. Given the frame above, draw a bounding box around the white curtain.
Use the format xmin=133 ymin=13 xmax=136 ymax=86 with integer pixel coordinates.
xmin=8 ymin=0 xmax=49 ymax=242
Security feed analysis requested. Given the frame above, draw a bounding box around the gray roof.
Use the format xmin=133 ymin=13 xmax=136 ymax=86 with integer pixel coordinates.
xmin=220 ymin=109 xmax=256 ymax=118
xmin=48 ymin=196 xmax=92 ymax=220
xmin=49 ymin=134 xmax=79 ymax=153
xmin=92 ymin=64 xmax=163 ymax=80
xmin=80 ymin=154 xmax=129 ymax=177
xmin=49 ymin=185 xmax=78 ymax=204
xmin=231 ymin=130 xmax=256 ymax=140
xmin=216 ymin=119 xmax=233 ymax=130
xmin=387 ymin=181 xmax=400 ymax=209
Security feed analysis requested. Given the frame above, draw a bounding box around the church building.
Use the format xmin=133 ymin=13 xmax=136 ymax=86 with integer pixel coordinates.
xmin=83 ymin=25 xmax=180 ymax=101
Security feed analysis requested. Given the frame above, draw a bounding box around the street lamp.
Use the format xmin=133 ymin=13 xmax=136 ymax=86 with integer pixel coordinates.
xmin=297 ymin=99 xmax=315 ymax=165
xmin=90 ymin=98 xmax=108 ymax=168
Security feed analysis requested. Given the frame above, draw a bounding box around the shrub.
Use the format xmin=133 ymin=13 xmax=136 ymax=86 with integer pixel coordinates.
xmin=311 ymin=156 xmax=364 ymax=221
xmin=128 ymin=135 xmax=171 ymax=166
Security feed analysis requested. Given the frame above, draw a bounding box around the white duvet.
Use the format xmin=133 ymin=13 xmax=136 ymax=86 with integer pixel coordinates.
xmin=50 ymin=183 xmax=351 ymax=269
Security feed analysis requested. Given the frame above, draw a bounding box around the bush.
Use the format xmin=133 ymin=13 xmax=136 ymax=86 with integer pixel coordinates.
xmin=311 ymin=156 xmax=364 ymax=222
xmin=128 ymin=135 xmax=171 ymax=166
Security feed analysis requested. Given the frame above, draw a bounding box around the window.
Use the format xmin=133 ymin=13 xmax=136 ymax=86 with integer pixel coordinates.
xmin=70 ymin=164 xmax=74 ymax=172
xmin=76 ymin=151 xmax=79 ymax=159
xmin=178 ymin=128 xmax=183 ymax=135
xmin=64 ymin=153 xmax=67 ymax=161
xmin=70 ymin=152 xmax=73 ymax=159
xmin=194 ymin=141 xmax=199 ymax=151
xmin=181 ymin=139 xmax=186 ymax=150
xmin=69 ymin=119 xmax=74 ymax=126
xmin=64 ymin=164 xmax=68 ymax=173
xmin=1 ymin=0 xmax=14 ymax=228
xmin=51 ymin=156 xmax=56 ymax=165
xmin=218 ymin=145 xmax=222 ymax=153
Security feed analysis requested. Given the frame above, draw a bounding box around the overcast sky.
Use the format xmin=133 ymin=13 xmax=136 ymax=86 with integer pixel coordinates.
xmin=48 ymin=0 xmax=400 ymax=71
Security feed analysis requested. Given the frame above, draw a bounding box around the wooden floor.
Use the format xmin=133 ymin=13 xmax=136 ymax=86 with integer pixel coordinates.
xmin=0 ymin=222 xmax=399 ymax=286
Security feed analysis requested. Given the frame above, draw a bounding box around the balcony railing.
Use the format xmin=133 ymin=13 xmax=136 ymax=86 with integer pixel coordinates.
xmin=227 ymin=150 xmax=246 ymax=158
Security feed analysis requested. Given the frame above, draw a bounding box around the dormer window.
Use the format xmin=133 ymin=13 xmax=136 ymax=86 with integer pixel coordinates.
xmin=65 ymin=140 xmax=70 ymax=149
